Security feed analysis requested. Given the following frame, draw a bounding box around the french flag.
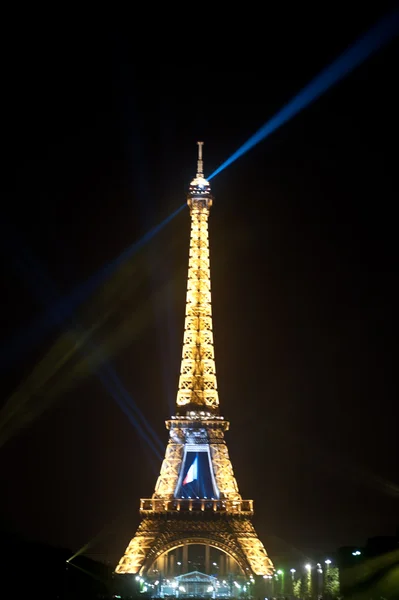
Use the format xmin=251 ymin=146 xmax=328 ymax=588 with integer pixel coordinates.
xmin=183 ymin=456 xmax=198 ymax=485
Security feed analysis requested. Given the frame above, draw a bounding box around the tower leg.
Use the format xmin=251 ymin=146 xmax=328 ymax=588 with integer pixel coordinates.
xmin=221 ymin=552 xmax=226 ymax=576
xmin=159 ymin=554 xmax=165 ymax=579
xmin=182 ymin=544 xmax=188 ymax=574
xmin=205 ymin=544 xmax=210 ymax=574
xmin=170 ymin=553 xmax=175 ymax=576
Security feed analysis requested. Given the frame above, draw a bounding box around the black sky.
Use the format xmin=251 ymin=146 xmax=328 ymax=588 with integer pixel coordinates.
xmin=1 ymin=7 xmax=398 ymax=567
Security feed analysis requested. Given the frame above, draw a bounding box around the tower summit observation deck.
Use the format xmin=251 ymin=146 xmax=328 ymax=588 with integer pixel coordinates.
xmin=115 ymin=142 xmax=274 ymax=579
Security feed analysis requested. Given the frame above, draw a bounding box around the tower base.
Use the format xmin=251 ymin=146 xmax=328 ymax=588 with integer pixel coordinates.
xmin=116 ymin=513 xmax=273 ymax=576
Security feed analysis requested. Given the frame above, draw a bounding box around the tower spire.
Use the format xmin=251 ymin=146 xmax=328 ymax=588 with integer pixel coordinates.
xmin=196 ymin=140 xmax=204 ymax=176
xmin=176 ymin=142 xmax=218 ymax=414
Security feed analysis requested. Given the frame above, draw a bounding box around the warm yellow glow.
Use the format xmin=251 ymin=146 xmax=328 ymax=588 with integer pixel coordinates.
xmin=176 ymin=203 xmax=219 ymax=410
xmin=116 ymin=144 xmax=274 ymax=578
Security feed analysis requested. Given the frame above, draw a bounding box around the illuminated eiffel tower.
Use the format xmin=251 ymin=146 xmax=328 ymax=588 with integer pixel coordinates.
xmin=116 ymin=142 xmax=274 ymax=581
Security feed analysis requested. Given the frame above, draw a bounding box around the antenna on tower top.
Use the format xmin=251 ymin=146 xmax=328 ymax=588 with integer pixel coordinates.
xmin=196 ymin=141 xmax=204 ymax=177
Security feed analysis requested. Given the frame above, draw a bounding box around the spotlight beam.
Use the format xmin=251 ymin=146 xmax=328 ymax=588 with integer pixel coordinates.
xmin=0 ymin=203 xmax=185 ymax=371
xmin=0 ymin=224 xmax=164 ymax=459
xmin=3 ymin=10 xmax=399 ymax=370
xmin=207 ymin=8 xmax=399 ymax=180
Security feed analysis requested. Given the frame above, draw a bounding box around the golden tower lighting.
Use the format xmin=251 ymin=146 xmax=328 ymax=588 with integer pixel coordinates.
xmin=115 ymin=142 xmax=273 ymax=578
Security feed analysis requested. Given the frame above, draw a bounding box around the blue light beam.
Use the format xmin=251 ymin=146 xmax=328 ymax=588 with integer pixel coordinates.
xmin=0 ymin=202 xmax=185 ymax=371
xmin=208 ymin=8 xmax=399 ymax=180
xmin=0 ymin=223 xmax=164 ymax=460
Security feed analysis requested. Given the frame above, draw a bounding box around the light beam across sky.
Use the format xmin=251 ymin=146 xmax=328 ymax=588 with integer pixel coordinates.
xmin=207 ymin=8 xmax=399 ymax=180
xmin=0 ymin=203 xmax=185 ymax=371
xmin=0 ymin=223 xmax=166 ymax=459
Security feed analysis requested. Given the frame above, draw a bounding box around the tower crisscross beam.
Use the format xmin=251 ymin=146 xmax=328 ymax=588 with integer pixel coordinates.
xmin=176 ymin=143 xmax=218 ymax=413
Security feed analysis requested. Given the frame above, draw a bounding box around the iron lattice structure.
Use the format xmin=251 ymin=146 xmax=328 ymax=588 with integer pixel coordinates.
xmin=116 ymin=142 xmax=273 ymax=577
xmin=176 ymin=185 xmax=218 ymax=412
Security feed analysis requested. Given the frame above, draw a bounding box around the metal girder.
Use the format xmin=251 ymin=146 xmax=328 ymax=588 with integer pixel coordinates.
xmin=115 ymin=148 xmax=274 ymax=579
xmin=116 ymin=517 xmax=273 ymax=576
xmin=116 ymin=417 xmax=273 ymax=576
xmin=176 ymin=209 xmax=219 ymax=411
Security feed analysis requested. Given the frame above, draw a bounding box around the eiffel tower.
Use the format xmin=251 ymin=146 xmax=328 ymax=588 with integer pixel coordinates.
xmin=116 ymin=142 xmax=274 ymax=581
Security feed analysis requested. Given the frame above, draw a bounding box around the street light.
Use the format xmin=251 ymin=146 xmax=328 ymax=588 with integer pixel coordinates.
xmin=305 ymin=564 xmax=311 ymax=571
xmin=325 ymin=559 xmax=331 ymax=565
xmin=276 ymin=569 xmax=285 ymax=594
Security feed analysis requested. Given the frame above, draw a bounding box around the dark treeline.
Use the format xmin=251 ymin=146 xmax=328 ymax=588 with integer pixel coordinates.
xmin=338 ymin=531 xmax=399 ymax=599
xmin=2 ymin=529 xmax=398 ymax=598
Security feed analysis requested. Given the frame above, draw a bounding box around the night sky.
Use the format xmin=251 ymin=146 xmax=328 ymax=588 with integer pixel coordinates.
xmin=1 ymin=8 xmax=398 ymax=568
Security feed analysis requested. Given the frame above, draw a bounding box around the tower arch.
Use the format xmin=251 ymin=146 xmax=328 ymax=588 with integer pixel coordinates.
xmin=143 ymin=537 xmax=249 ymax=576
